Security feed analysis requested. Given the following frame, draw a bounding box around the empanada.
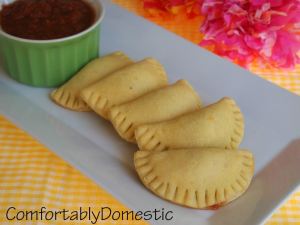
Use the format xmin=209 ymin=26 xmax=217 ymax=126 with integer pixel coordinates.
xmin=135 ymin=97 xmax=244 ymax=151
xmin=81 ymin=58 xmax=168 ymax=120
xmin=51 ymin=51 xmax=133 ymax=111
xmin=108 ymin=80 xmax=201 ymax=143
xmin=134 ymin=148 xmax=254 ymax=209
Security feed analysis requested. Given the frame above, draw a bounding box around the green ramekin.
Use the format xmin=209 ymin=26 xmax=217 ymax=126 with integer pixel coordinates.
xmin=0 ymin=0 xmax=104 ymax=87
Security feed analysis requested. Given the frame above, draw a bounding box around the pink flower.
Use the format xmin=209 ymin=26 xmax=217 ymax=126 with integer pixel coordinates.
xmin=200 ymin=0 xmax=300 ymax=68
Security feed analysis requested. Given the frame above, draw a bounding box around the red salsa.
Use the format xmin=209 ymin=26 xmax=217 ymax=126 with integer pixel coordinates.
xmin=207 ymin=202 xmax=225 ymax=210
xmin=0 ymin=0 xmax=95 ymax=40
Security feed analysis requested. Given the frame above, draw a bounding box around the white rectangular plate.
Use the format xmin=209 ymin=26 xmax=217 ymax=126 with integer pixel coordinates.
xmin=1 ymin=1 xmax=300 ymax=224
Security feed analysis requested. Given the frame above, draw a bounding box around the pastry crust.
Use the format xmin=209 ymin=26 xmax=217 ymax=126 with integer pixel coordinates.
xmin=134 ymin=148 xmax=254 ymax=209
xmin=108 ymin=80 xmax=201 ymax=143
xmin=135 ymin=97 xmax=244 ymax=151
xmin=81 ymin=58 xmax=168 ymax=120
xmin=50 ymin=51 xmax=133 ymax=111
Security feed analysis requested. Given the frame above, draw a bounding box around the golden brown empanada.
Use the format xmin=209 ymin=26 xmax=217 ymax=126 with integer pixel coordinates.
xmin=134 ymin=148 xmax=254 ymax=209
xmin=51 ymin=51 xmax=133 ymax=111
xmin=135 ymin=97 xmax=244 ymax=151
xmin=108 ymin=80 xmax=201 ymax=143
xmin=81 ymin=58 xmax=168 ymax=120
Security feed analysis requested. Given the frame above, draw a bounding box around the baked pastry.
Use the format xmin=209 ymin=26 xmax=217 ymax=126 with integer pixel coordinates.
xmin=134 ymin=148 xmax=254 ymax=209
xmin=108 ymin=80 xmax=201 ymax=143
xmin=81 ymin=58 xmax=168 ymax=120
xmin=135 ymin=97 xmax=244 ymax=151
xmin=50 ymin=51 xmax=133 ymax=111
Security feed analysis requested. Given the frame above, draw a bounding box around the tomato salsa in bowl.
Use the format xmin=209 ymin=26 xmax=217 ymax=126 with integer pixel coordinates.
xmin=0 ymin=0 xmax=104 ymax=87
xmin=1 ymin=0 xmax=96 ymax=40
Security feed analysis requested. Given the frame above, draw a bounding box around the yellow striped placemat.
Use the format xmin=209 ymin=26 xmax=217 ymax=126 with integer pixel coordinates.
xmin=0 ymin=115 xmax=148 ymax=225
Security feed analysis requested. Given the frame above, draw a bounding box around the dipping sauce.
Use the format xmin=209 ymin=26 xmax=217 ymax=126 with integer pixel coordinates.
xmin=0 ymin=0 xmax=95 ymax=40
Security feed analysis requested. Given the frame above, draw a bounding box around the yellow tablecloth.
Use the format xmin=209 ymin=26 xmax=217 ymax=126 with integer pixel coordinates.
xmin=0 ymin=1 xmax=299 ymax=225
xmin=0 ymin=116 xmax=148 ymax=225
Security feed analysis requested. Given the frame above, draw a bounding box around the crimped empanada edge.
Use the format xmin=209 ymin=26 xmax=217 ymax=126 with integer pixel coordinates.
xmin=223 ymin=97 xmax=245 ymax=149
xmin=135 ymin=124 xmax=166 ymax=152
xmin=108 ymin=107 xmax=136 ymax=143
xmin=134 ymin=149 xmax=254 ymax=209
xmin=50 ymin=87 xmax=90 ymax=111
xmin=80 ymin=88 xmax=111 ymax=119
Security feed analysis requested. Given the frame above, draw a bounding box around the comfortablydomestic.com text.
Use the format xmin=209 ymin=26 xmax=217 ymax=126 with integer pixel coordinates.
xmin=5 ymin=206 xmax=174 ymax=224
